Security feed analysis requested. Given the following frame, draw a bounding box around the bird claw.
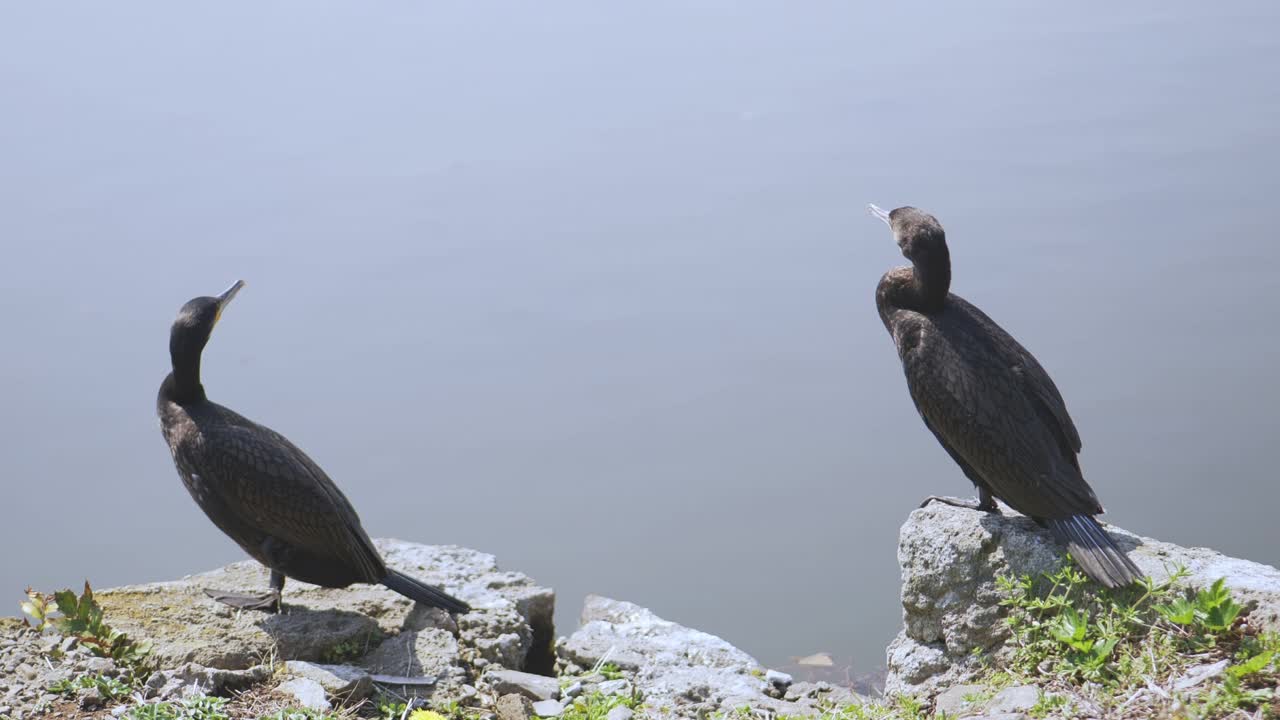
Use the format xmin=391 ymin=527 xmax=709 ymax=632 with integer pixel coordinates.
xmin=203 ymin=588 xmax=281 ymax=613
xmin=918 ymin=495 xmax=1001 ymax=514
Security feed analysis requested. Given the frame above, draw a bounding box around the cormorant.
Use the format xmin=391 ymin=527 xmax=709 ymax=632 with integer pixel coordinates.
xmin=867 ymin=205 xmax=1141 ymax=589
xmin=157 ymin=281 xmax=470 ymax=614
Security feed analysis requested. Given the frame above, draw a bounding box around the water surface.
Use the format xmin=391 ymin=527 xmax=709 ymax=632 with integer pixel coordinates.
xmin=2 ymin=1 xmax=1278 ymax=673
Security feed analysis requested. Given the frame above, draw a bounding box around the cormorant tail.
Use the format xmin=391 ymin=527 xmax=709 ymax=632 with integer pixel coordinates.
xmin=1044 ymin=515 xmax=1142 ymax=589
xmin=381 ymin=570 xmax=470 ymax=614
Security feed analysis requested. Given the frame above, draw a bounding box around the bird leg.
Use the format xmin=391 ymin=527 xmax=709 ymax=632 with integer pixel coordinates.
xmin=204 ymin=570 xmax=285 ymax=612
xmin=976 ymin=486 xmax=999 ymax=512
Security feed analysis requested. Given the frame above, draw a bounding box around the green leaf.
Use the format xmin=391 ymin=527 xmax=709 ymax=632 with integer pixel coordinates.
xmin=53 ymin=589 xmax=78 ymax=617
xmin=1157 ymin=598 xmax=1196 ymax=625
xmin=1205 ymin=599 xmax=1242 ymax=630
xmin=1228 ymin=650 xmax=1276 ymax=679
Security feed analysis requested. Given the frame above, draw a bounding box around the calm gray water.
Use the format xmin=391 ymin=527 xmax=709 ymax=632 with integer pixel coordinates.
xmin=2 ymin=2 xmax=1278 ymax=674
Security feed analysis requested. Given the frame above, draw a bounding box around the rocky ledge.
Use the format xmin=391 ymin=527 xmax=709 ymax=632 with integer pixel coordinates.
xmin=3 ymin=511 xmax=1278 ymax=720
xmin=887 ymin=503 xmax=1280 ymax=698
xmin=1 ymin=540 xmax=851 ymax=720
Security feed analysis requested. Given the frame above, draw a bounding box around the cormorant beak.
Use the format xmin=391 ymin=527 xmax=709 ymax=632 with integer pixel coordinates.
xmin=214 ymin=280 xmax=246 ymax=325
xmin=867 ymin=203 xmax=892 ymax=228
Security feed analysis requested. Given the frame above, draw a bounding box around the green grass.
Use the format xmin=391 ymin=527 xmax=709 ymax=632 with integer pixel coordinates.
xmin=547 ymin=692 xmax=638 ymax=720
xmin=995 ymin=564 xmax=1278 ymax=718
xmin=318 ymin=632 xmax=382 ymax=665
xmin=255 ymin=710 xmax=348 ymax=720
xmin=125 ymin=696 xmax=231 ymax=720
xmin=48 ymin=671 xmax=134 ymax=701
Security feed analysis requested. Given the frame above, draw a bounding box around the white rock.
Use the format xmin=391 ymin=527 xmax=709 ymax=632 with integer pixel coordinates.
xmin=531 ymin=699 xmax=564 ymax=717
xmin=484 ymin=668 xmax=560 ymax=701
xmin=885 ymin=504 xmax=1280 ymax=696
xmin=277 ymin=677 xmax=330 ymax=711
xmin=283 ymin=661 xmax=372 ymax=702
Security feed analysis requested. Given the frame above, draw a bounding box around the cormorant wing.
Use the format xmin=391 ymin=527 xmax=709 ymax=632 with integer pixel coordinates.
xmin=200 ymin=422 xmax=386 ymax=582
xmin=899 ymin=302 xmax=1102 ymax=519
xmin=949 ymin=296 xmax=1083 ymax=457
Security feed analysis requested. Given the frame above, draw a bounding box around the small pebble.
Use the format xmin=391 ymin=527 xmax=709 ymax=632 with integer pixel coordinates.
xmin=765 ymin=669 xmax=793 ymax=688
xmin=605 ymin=707 xmax=633 ymax=720
xmin=562 ymin=681 xmax=584 ymax=699
xmin=531 ymin=699 xmax=564 ymax=717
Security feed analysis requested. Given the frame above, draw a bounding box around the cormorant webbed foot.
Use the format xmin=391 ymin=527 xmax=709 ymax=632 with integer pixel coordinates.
xmin=918 ymin=495 xmax=1001 ymax=513
xmin=203 ymin=588 xmax=282 ymax=612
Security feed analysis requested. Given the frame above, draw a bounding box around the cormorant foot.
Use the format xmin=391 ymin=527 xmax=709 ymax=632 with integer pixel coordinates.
xmin=918 ymin=495 xmax=1001 ymax=513
xmin=203 ymin=588 xmax=281 ymax=613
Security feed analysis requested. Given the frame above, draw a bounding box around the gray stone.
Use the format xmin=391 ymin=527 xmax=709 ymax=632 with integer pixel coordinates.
xmin=964 ymin=715 xmax=1027 ymax=720
xmin=58 ymin=637 xmax=78 ymax=653
xmin=144 ymin=662 xmax=269 ymax=699
xmin=484 ymin=668 xmax=561 ymax=701
xmin=77 ymin=686 xmax=103 ymax=709
xmin=277 ymin=677 xmax=330 ymax=711
xmin=594 ymin=679 xmax=632 ymax=697
xmin=885 ymin=504 xmax=1280 ymax=696
xmin=783 ymin=681 xmax=861 ymax=706
xmin=560 ymin=595 xmax=863 ymax=718
xmin=1173 ymin=660 xmax=1229 ymax=690
xmin=605 ymin=706 xmax=634 ymax=720
xmin=765 ymin=669 xmax=793 ymax=688
xmin=96 ymin=540 xmax=555 ymax=677
xmin=363 ymin=629 xmax=464 ymax=702
xmin=84 ymin=657 xmax=116 ymax=674
xmin=283 ymin=661 xmax=373 ymax=703
xmin=987 ymin=685 xmax=1039 ymax=713
xmin=562 ymin=681 xmax=584 ymax=698
xmin=531 ymin=699 xmax=564 ymax=717
xmin=496 ymin=693 xmax=535 ymax=720
xmin=933 ymin=684 xmax=985 ymax=717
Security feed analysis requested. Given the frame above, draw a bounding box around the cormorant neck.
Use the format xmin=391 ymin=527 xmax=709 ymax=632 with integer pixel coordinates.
xmin=165 ymin=341 xmax=208 ymax=404
xmin=909 ymin=248 xmax=951 ymax=312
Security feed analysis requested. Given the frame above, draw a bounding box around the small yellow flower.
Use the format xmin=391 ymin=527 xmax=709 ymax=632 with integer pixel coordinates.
xmin=408 ymin=711 xmax=449 ymax=720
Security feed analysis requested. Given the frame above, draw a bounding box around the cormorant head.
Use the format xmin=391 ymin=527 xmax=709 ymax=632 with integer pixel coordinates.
xmin=867 ymin=204 xmax=947 ymax=262
xmin=170 ymin=280 xmax=245 ymax=367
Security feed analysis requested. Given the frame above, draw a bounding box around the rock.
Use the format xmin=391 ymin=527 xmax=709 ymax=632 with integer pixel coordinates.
xmin=483 ymin=668 xmax=560 ymax=701
xmin=59 ymin=637 xmax=78 ymax=653
xmin=765 ymin=669 xmax=793 ymax=688
xmin=562 ymin=681 xmax=583 ymax=698
xmin=782 ymin=681 xmax=861 ymax=707
xmin=967 ymin=714 xmax=1027 ymax=720
xmin=531 ymin=699 xmax=564 ymax=717
xmin=933 ymin=684 xmax=985 ymax=717
xmin=559 ymin=595 xmax=864 ymax=718
xmin=987 ymin=685 xmax=1039 ymax=713
xmin=144 ymin=662 xmax=269 ymax=699
xmin=283 ymin=661 xmax=372 ymax=703
xmin=277 ymin=676 xmax=330 ymax=711
xmin=84 ymin=657 xmax=116 ymax=674
xmin=605 ymin=706 xmax=634 ymax=720
xmin=15 ymin=665 xmax=35 ymax=682
xmin=362 ymin=629 xmax=465 ymax=701
xmin=885 ymin=504 xmax=1280 ymax=696
xmin=1173 ymin=660 xmax=1229 ymax=691
xmin=496 ymin=693 xmax=535 ymax=720
xmin=594 ymin=679 xmax=632 ymax=697
xmin=96 ymin=541 xmax=554 ymax=676
xmin=77 ymin=686 xmax=103 ymax=709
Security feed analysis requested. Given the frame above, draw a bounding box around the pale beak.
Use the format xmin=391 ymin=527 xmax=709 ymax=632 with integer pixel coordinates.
xmin=214 ymin=280 xmax=245 ymax=323
xmin=867 ymin=204 xmax=892 ymax=227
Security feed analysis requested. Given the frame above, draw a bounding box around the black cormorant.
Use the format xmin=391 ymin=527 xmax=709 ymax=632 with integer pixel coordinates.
xmin=867 ymin=205 xmax=1141 ymax=588
xmin=157 ymin=281 xmax=470 ymax=613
